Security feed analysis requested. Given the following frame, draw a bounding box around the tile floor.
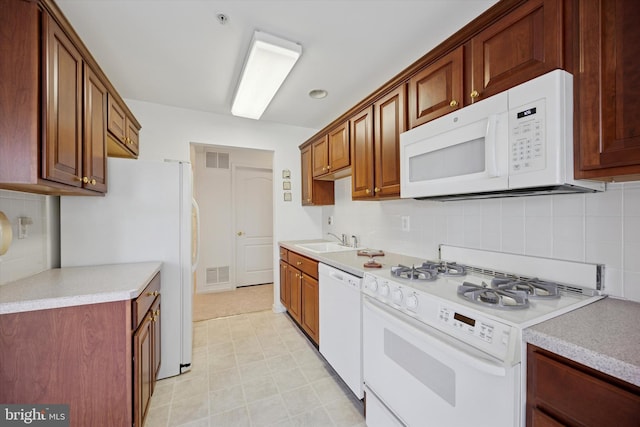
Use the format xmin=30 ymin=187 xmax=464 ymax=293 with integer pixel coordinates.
xmin=145 ymin=310 xmax=366 ymax=427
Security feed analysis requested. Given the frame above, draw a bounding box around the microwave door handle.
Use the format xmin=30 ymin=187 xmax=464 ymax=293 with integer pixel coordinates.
xmin=486 ymin=114 xmax=500 ymax=177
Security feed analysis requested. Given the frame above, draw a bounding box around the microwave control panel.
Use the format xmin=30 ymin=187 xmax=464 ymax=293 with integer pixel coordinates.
xmin=509 ymin=99 xmax=546 ymax=174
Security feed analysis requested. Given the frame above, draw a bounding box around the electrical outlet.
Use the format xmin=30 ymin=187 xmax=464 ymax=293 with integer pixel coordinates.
xmin=401 ymin=216 xmax=410 ymax=232
xmin=328 ymin=216 xmax=333 ymax=225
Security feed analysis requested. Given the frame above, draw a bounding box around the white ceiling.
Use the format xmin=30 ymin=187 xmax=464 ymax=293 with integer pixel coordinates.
xmin=56 ymin=0 xmax=498 ymax=130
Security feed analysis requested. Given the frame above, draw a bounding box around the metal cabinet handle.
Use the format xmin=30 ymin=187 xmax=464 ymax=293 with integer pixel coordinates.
xmin=470 ymin=90 xmax=479 ymax=99
xmin=449 ymin=100 xmax=459 ymax=107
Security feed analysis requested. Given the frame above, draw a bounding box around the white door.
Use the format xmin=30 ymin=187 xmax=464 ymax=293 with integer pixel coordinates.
xmin=234 ymin=166 xmax=273 ymax=287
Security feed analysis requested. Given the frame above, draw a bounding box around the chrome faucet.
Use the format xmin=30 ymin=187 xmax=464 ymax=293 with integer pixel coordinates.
xmin=351 ymin=235 xmax=359 ymax=248
xmin=327 ymin=232 xmax=348 ymax=246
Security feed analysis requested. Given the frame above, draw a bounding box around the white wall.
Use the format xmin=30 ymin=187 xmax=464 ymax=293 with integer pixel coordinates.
xmin=125 ymin=100 xmax=324 ymax=308
xmin=0 ymin=190 xmax=59 ymax=285
xmin=324 ymin=178 xmax=640 ymax=301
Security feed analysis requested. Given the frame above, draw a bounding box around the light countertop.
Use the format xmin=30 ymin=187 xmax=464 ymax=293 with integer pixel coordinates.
xmin=283 ymin=240 xmax=640 ymax=387
xmin=524 ymin=297 xmax=640 ymax=387
xmin=0 ymin=262 xmax=162 ymax=315
xmin=279 ymin=240 xmax=425 ymax=278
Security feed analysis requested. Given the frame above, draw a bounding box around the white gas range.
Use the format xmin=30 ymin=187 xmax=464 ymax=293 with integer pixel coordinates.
xmin=361 ymin=245 xmax=605 ymax=427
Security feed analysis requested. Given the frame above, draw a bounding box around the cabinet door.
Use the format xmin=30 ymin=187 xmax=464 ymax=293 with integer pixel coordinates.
xmin=311 ymin=136 xmax=329 ymax=177
xmin=575 ymin=0 xmax=640 ymax=180
xmin=328 ymin=121 xmax=350 ymax=173
xmin=126 ymin=119 xmax=140 ymax=156
xmin=43 ymin=13 xmax=83 ymax=188
xmin=531 ymin=408 xmax=566 ymax=427
xmin=0 ymin=0 xmax=39 ymax=185
xmin=527 ymin=345 xmax=640 ymax=427
xmin=301 ymin=145 xmax=334 ymax=206
xmin=287 ymin=267 xmax=302 ymax=324
xmin=279 ymin=260 xmax=289 ymax=306
xmin=408 ymin=46 xmax=463 ymax=129
xmin=351 ymin=106 xmax=375 ymax=199
xmin=151 ymin=297 xmax=161 ymax=387
xmin=470 ymin=0 xmax=562 ymax=103
xmin=374 ymin=85 xmax=406 ymax=198
xmin=133 ymin=311 xmax=153 ymax=427
xmin=107 ymin=95 xmax=127 ymax=146
xmin=301 ymin=273 xmax=319 ymax=345
xmin=301 ymin=145 xmax=314 ymax=205
xmin=83 ymin=65 xmax=108 ymax=193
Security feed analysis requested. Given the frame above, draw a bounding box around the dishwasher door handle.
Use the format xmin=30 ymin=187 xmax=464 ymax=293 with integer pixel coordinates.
xmin=329 ymin=271 xmax=345 ymax=282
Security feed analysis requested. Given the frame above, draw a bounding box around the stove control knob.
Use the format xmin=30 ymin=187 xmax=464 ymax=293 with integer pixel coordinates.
xmin=364 ymin=277 xmax=378 ymax=292
xmin=379 ymin=283 xmax=390 ymax=297
xmin=392 ymin=288 xmax=403 ymax=303
xmin=406 ymin=294 xmax=419 ymax=309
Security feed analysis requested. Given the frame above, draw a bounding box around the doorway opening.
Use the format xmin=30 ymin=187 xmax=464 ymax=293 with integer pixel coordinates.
xmin=190 ymin=143 xmax=274 ymax=320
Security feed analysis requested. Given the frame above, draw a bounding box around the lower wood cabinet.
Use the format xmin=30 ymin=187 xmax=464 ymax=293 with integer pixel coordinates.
xmin=527 ymin=344 xmax=640 ymax=426
xmin=279 ymin=247 xmax=320 ymax=345
xmin=133 ymin=273 xmax=161 ymax=427
xmin=0 ymin=272 xmax=161 ymax=427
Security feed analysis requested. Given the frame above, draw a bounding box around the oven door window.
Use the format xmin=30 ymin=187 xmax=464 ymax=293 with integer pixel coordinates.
xmin=363 ymin=297 xmax=520 ymax=427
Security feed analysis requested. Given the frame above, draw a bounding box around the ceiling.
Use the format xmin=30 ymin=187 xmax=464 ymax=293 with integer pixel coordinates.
xmin=56 ymin=0 xmax=498 ymax=130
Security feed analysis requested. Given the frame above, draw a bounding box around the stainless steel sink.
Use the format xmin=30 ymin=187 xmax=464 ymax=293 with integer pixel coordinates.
xmin=295 ymin=241 xmax=354 ymax=253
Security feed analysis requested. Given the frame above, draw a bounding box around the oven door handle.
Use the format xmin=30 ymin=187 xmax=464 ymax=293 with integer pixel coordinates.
xmin=485 ymin=114 xmax=500 ymax=178
xmin=364 ymin=296 xmax=507 ymax=377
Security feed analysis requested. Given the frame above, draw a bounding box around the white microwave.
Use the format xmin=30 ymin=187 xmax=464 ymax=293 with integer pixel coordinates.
xmin=400 ymin=70 xmax=605 ymax=200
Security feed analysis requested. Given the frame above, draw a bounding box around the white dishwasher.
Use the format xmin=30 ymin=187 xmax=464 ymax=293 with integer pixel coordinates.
xmin=319 ymin=263 xmax=364 ymax=399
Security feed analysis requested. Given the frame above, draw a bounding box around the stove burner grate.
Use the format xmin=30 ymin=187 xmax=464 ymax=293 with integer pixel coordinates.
xmin=491 ymin=277 xmax=560 ymax=299
xmin=457 ymin=282 xmax=530 ymax=310
xmin=390 ymin=261 xmax=467 ymax=281
xmin=391 ymin=264 xmax=438 ymax=281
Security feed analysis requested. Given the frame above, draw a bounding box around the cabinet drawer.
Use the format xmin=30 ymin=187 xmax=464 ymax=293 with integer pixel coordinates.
xmin=287 ymin=251 xmax=318 ymax=279
xmin=279 ymin=246 xmax=288 ymax=262
xmin=528 ymin=346 xmax=640 ymax=426
xmin=132 ymin=272 xmax=160 ymax=330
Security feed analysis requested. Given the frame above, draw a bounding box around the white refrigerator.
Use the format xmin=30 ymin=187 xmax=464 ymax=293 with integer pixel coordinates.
xmin=60 ymin=157 xmax=195 ymax=379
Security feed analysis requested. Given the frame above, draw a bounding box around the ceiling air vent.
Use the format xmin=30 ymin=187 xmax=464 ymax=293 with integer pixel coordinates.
xmin=205 ymin=152 xmax=230 ymax=169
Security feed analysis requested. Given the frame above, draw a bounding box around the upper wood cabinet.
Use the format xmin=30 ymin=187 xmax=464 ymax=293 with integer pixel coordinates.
xmin=42 ymin=12 xmax=85 ymax=189
xmin=374 ymin=86 xmax=406 ymax=198
xmin=469 ymin=0 xmax=563 ymax=103
xmin=574 ymin=0 xmax=640 ymax=181
xmin=41 ymin=9 xmax=107 ymax=194
xmin=408 ymin=47 xmax=464 ymax=129
xmin=312 ymin=121 xmax=351 ymax=179
xmin=407 ymin=0 xmax=562 ymax=128
xmin=301 ymin=144 xmax=334 ymax=206
xmin=83 ymin=65 xmax=109 ymax=193
xmin=351 ymin=85 xmax=406 ymax=200
xmin=108 ymin=95 xmax=141 ymax=158
xmin=0 ymin=0 xmax=140 ymax=195
xmin=350 ymin=106 xmax=374 ymax=199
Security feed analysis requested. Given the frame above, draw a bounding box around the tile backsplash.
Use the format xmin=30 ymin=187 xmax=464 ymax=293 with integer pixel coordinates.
xmin=0 ymin=190 xmax=59 ymax=285
xmin=324 ymin=178 xmax=640 ymax=302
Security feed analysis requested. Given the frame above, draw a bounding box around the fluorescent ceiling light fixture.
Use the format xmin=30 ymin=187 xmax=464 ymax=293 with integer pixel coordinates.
xmin=231 ymin=31 xmax=302 ymax=120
